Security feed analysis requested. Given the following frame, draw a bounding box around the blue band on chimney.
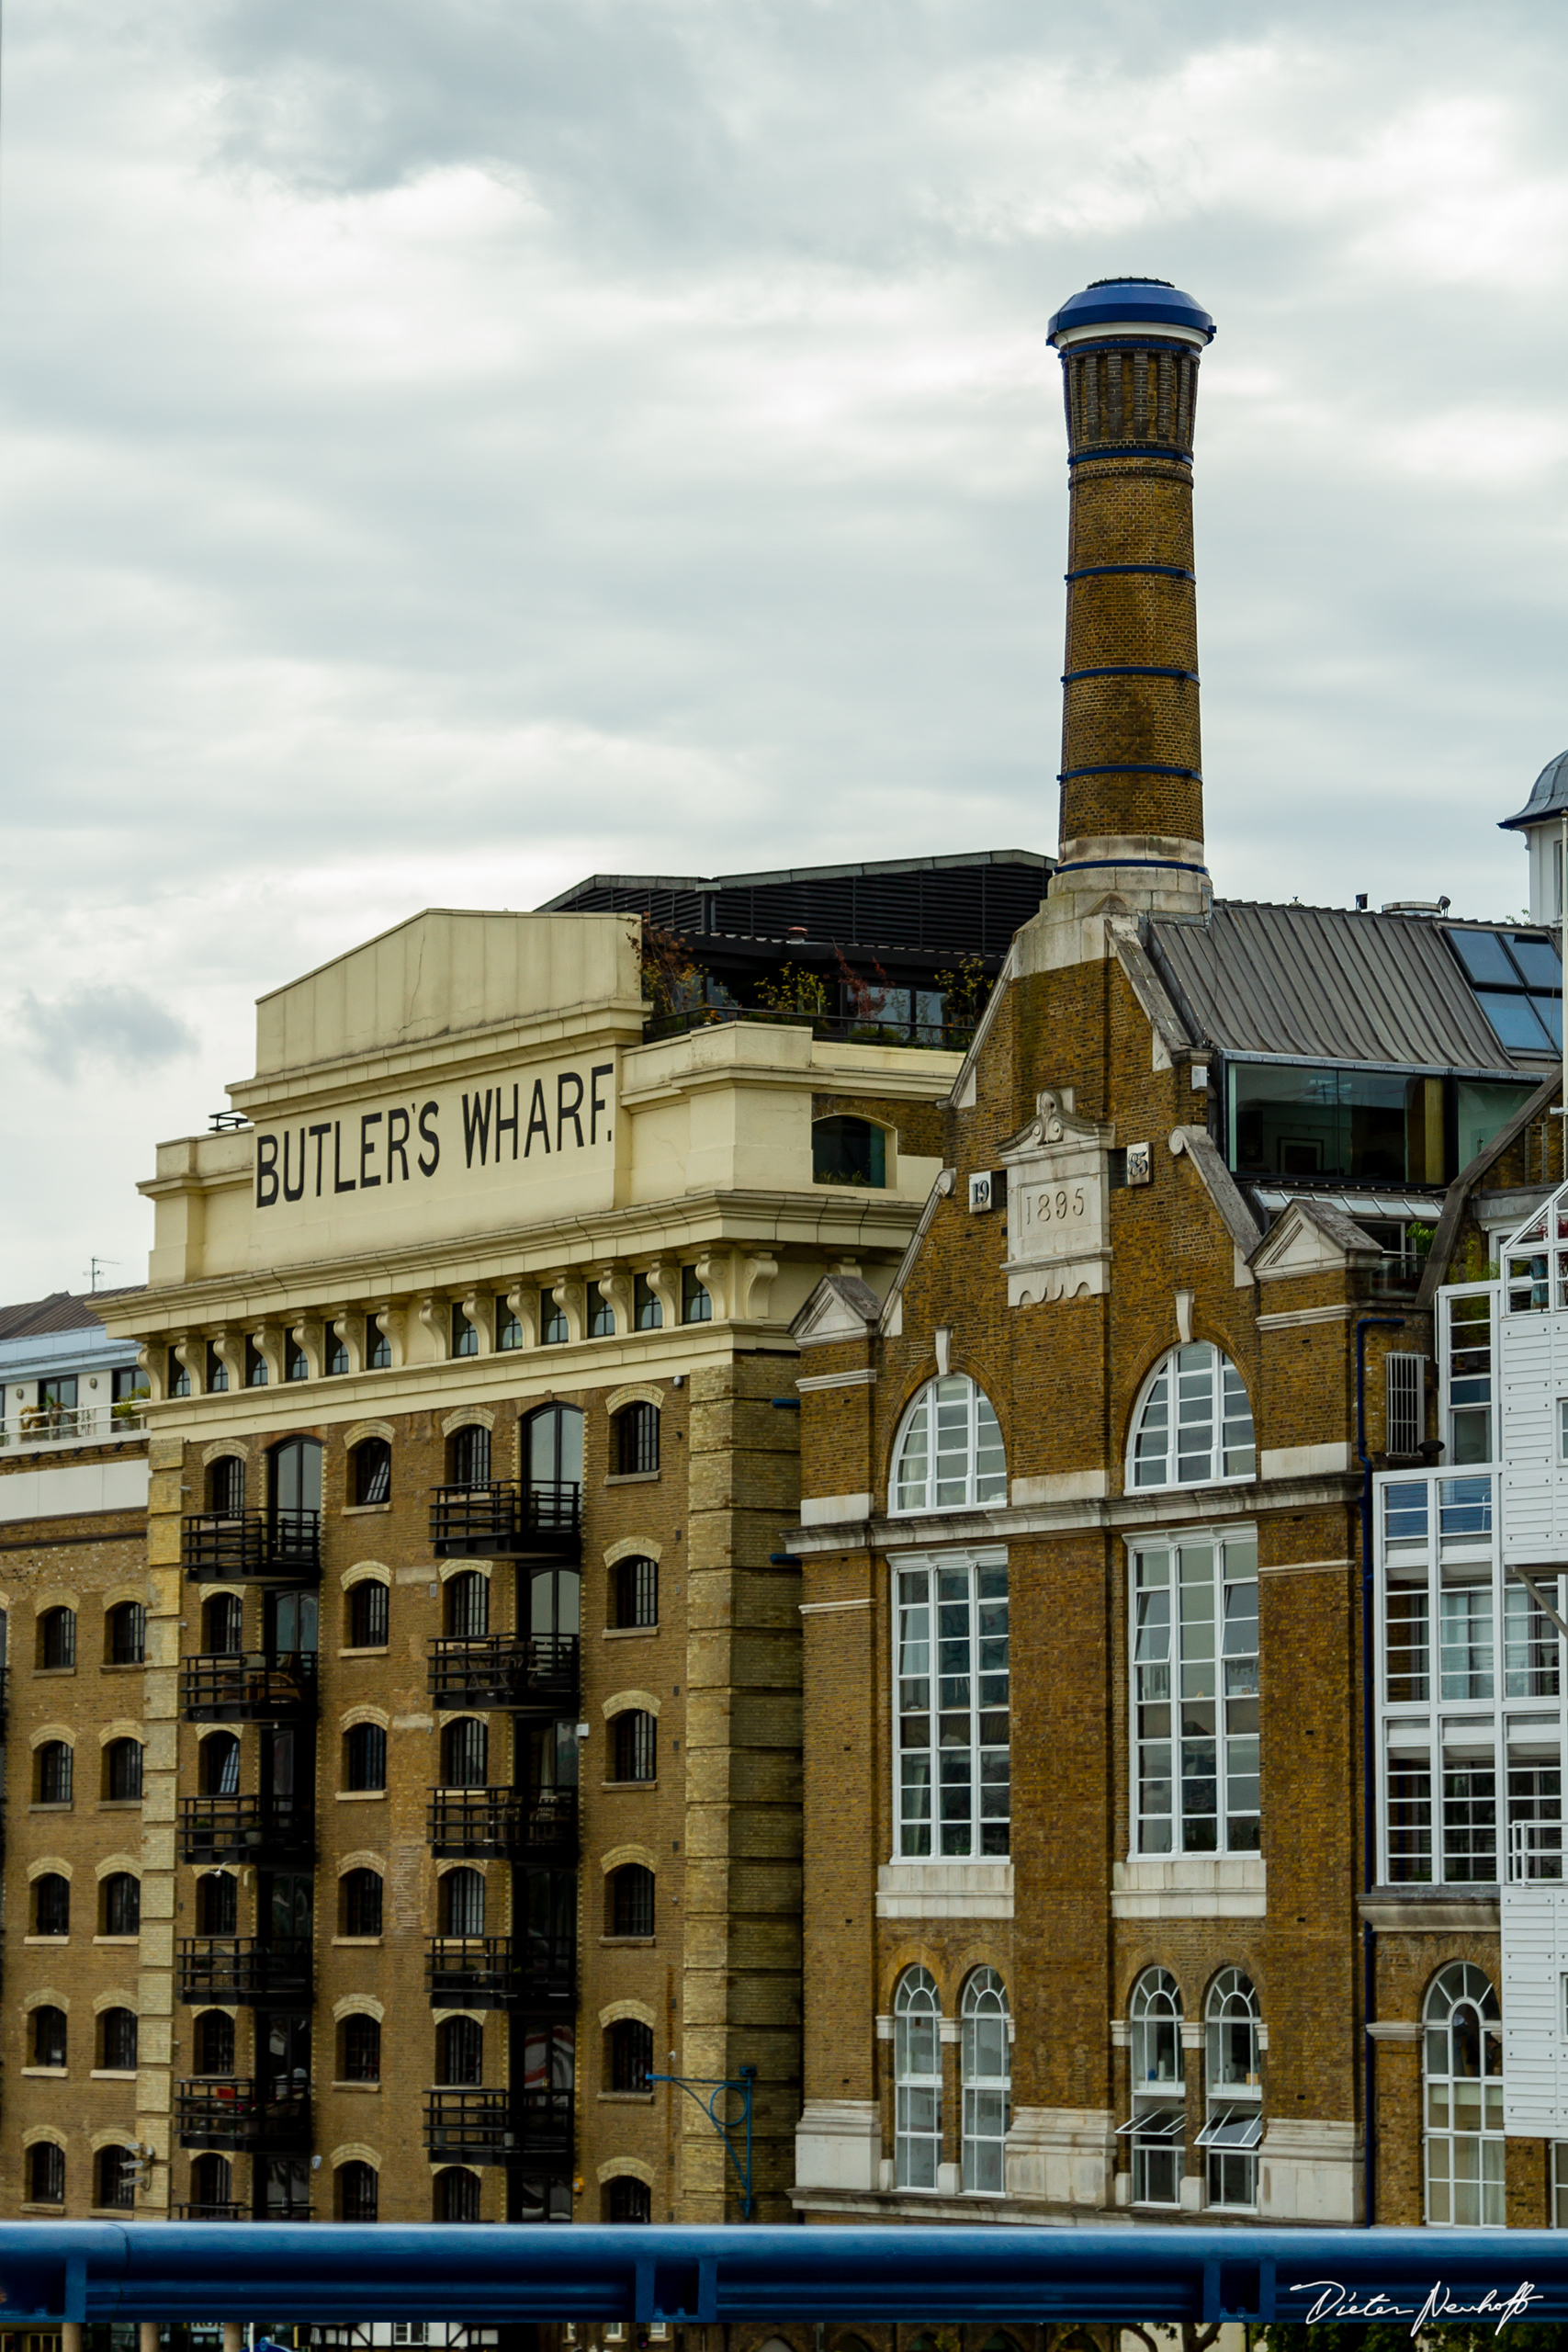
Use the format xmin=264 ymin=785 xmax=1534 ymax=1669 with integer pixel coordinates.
xmin=1069 ymin=444 xmax=1193 ymax=465
xmin=1065 ymin=564 xmax=1195 ymax=582
xmin=1054 ymin=858 xmax=1210 ymax=877
xmin=1062 ymin=667 xmax=1200 ymax=685
xmin=1057 ymin=764 xmax=1203 ymax=783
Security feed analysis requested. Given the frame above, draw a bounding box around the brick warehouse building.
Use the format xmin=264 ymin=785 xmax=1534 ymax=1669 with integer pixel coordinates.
xmin=784 ymin=276 xmax=1568 ymax=2236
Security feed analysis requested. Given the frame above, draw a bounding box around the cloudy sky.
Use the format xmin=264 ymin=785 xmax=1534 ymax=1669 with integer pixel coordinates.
xmin=3 ymin=0 xmax=1567 ymax=1299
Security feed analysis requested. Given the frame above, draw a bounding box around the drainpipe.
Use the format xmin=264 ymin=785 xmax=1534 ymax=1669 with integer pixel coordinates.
xmin=1356 ymin=1314 xmax=1406 ymax=2231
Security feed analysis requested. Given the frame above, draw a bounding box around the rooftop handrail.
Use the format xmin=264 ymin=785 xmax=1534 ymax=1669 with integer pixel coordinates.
xmin=0 ymin=1403 xmax=146 ymax=1448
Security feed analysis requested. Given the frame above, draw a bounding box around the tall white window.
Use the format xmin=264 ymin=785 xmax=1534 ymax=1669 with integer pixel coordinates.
xmin=891 ymin=1376 xmax=1006 ymax=1514
xmin=893 ymin=1966 xmax=942 ymax=2191
xmin=1123 ymin=1968 xmax=1184 ymax=2206
xmin=1132 ymin=1534 xmax=1258 ymax=1855
xmin=1424 ymin=1962 xmax=1504 ymax=2229
xmin=1441 ymin=1286 xmax=1495 ymax=1464
xmin=960 ymin=1968 xmax=1010 ymax=2195
xmin=894 ymin=1552 xmax=1009 ymax=1858
xmin=1198 ymin=1968 xmax=1262 ymax=2209
xmin=1129 ymin=1344 xmax=1255 ymax=1488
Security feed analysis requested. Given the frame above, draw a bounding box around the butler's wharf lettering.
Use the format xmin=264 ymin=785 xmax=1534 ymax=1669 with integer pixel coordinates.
xmin=254 ymin=1058 xmax=615 ymax=1208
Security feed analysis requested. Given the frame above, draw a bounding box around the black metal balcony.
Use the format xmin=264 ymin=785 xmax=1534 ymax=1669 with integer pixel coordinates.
xmin=427 ymin=1634 xmax=579 ymax=1713
xmin=177 ymin=1937 xmax=314 ymax=2005
xmin=175 ymin=2077 xmax=310 ymax=2152
xmin=173 ymin=2201 xmax=245 ymax=2222
xmin=425 ymin=1935 xmax=575 ymax=2010
xmin=182 ymin=1510 xmax=321 ymax=1582
xmin=181 ymin=1652 xmax=319 ymax=1723
xmin=426 ymin=1787 xmax=577 ymax=1860
xmin=177 ymin=1795 xmax=315 ymax=1866
xmin=423 ymin=2088 xmax=572 ymax=2165
xmin=429 ymin=1480 xmax=581 ymax=1561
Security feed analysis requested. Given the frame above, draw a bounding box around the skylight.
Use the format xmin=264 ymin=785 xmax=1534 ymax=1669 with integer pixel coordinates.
xmin=1446 ymin=928 xmax=1562 ymax=1053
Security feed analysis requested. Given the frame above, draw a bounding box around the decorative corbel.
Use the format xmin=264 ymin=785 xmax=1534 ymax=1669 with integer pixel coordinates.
xmin=250 ymin=1326 xmax=285 ymax=1388
xmin=461 ymin=1291 xmax=496 ymax=1354
xmin=290 ymin=1319 xmax=324 ymax=1381
xmin=211 ymin=1330 xmax=246 ymax=1391
xmin=418 ymin=1296 xmax=451 ymax=1363
xmin=137 ymin=1343 xmax=164 ymax=1406
xmin=644 ymin=1261 xmax=681 ymax=1329
xmin=503 ymin=1283 xmax=540 ymax=1351
xmin=549 ymin=1276 xmax=586 ymax=1346
xmin=372 ymin=1305 xmax=407 ymax=1371
xmin=596 ymin=1266 xmax=633 ymax=1336
xmin=739 ymin=1253 xmax=779 ymax=1322
xmin=694 ymin=1251 xmax=733 ymax=1320
xmin=330 ymin=1311 xmax=365 ymax=1376
xmin=173 ymin=1336 xmax=206 ymax=1397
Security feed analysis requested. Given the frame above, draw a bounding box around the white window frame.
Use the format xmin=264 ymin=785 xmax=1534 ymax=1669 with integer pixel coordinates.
xmin=891 ymin=1548 xmax=1009 ymax=1861
xmin=1127 ymin=1344 xmax=1255 ymax=1491
xmin=960 ymin=1967 xmax=1010 ymax=2195
xmin=889 ymin=1375 xmax=1007 ymax=1515
xmin=1439 ymin=1281 xmax=1496 ymax=1468
xmin=1200 ymin=1967 xmax=1262 ymax=2211
xmin=1129 ymin=1529 xmax=1258 ymax=1860
xmin=893 ymin=1965 xmax=942 ymax=2191
xmin=1424 ymin=1961 xmax=1505 ymax=2229
xmin=1123 ymin=1967 xmax=1185 ymax=2207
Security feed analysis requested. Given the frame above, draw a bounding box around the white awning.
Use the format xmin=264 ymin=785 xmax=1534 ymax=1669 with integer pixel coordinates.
xmin=1195 ymin=2106 xmax=1263 ymax=2150
xmin=1115 ymin=2106 xmax=1185 ymax=2139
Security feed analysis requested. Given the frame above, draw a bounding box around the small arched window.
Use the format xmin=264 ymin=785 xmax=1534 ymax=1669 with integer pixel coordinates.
xmin=1128 ymin=1968 xmax=1185 ymax=2208
xmin=960 ymin=1968 xmax=1010 ymax=2195
xmin=894 ymin=1966 xmax=942 ymax=2190
xmin=1130 ymin=1344 xmax=1255 ymax=1488
xmin=343 ymin=1867 xmax=383 ymax=1938
xmin=344 ymin=1722 xmax=388 ymax=1792
xmin=351 ymin=1438 xmax=391 ymax=1507
xmin=613 ymin=1402 xmax=660 ymax=1476
xmin=525 ymin=1404 xmax=584 ymax=1505
xmin=435 ymin=2166 xmax=480 ymax=2222
xmin=441 ymin=1867 xmax=486 ymax=1937
xmin=450 ymin=1424 xmax=491 ymax=1487
xmin=190 ymin=2153 xmax=233 ymax=2215
xmin=106 ymin=1738 xmax=143 ymax=1802
xmin=605 ymin=2175 xmax=651 ymax=2223
xmin=32 ymin=2005 xmax=67 ymax=2067
xmin=203 ymin=1594 xmax=243 ymax=1655
xmin=1201 ymin=1968 xmax=1262 ymax=2209
xmin=197 ymin=1871 xmax=236 ymax=1935
xmin=102 ymin=1872 xmax=141 ymax=1936
xmin=340 ymin=2014 xmax=381 ymax=2083
xmin=442 ymin=1717 xmax=488 ymax=1787
xmin=609 ymin=2018 xmax=653 ymax=2092
xmin=39 ymin=1605 xmax=76 ymax=1669
xmin=269 ymin=1436 xmax=323 ymax=1521
xmin=813 ymin=1114 xmax=886 ymax=1188
xmin=201 ymin=1731 xmax=241 ymax=1796
xmin=100 ymin=2007 xmax=139 ymax=2071
xmin=34 ymin=1872 xmax=70 ymax=1935
xmin=1425 ymin=1962 xmax=1504 ymax=2228
xmin=338 ymin=2159 xmax=378 ymax=2222
xmin=439 ymin=2016 xmax=483 ymax=2086
xmin=612 ymin=1555 xmax=659 ymax=1629
xmin=610 ymin=1863 xmax=655 ymax=1938
xmin=611 ymin=1710 xmax=657 ymax=1783
xmin=209 ymin=1456 xmax=246 ymax=1517
xmin=107 ymin=1600 xmax=145 ymax=1665
xmin=891 ymin=1376 xmax=1006 ymax=1514
xmin=37 ymin=1739 xmax=73 ymax=1804
xmin=29 ymin=2142 xmax=65 ymax=2205
xmin=195 ymin=2009 xmax=235 ymax=2075
xmin=347 ymin=1579 xmax=389 ymax=1649
xmin=446 ymin=1570 xmax=490 ymax=1638
xmin=97 ymin=2144 xmax=137 ymax=2211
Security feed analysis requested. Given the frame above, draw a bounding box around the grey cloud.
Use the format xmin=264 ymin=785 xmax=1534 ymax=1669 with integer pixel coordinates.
xmin=15 ymin=985 xmax=201 ymax=1080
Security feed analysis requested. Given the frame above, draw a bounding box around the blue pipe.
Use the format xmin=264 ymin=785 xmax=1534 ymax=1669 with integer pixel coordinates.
xmin=1355 ymin=1314 xmax=1406 ymax=2234
xmin=0 ymin=2222 xmax=1563 ymax=2327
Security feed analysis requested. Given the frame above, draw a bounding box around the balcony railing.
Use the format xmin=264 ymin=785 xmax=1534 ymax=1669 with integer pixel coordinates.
xmin=429 ymin=1481 xmax=581 ymax=1561
xmin=0 ymin=1403 xmax=147 ymax=1451
xmin=177 ymin=1795 xmax=316 ymax=1865
xmin=425 ymin=1935 xmax=575 ymax=2009
xmin=182 ymin=1510 xmax=322 ymax=1582
xmin=423 ymin=2088 xmax=573 ymax=2164
xmin=177 ymin=1937 xmax=314 ymax=2005
xmin=427 ymin=1787 xmax=577 ymax=1860
xmin=173 ymin=2202 xmax=245 ymax=2222
xmin=641 ymin=1002 xmax=976 ymax=1054
xmin=181 ymin=1652 xmax=319 ymax=1722
xmin=427 ymin=1634 xmax=579 ymax=1713
xmin=175 ymin=2077 xmax=310 ymax=2151
xmin=1509 ymin=1819 xmax=1564 ymax=1881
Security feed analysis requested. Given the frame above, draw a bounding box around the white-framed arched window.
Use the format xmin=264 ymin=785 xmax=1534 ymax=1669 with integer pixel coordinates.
xmin=960 ymin=1968 xmax=1010 ymax=2195
xmin=891 ymin=1376 xmax=1006 ymax=1514
xmin=1129 ymin=1343 xmax=1255 ymax=1488
xmin=1425 ymin=1962 xmax=1504 ymax=2228
xmin=1124 ymin=1968 xmax=1184 ymax=2208
xmin=893 ymin=1966 xmax=942 ymax=2190
xmin=1199 ymin=1968 xmax=1261 ymax=2210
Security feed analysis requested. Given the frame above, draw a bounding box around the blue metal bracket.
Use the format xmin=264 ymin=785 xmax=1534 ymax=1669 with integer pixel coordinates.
xmin=647 ymin=2064 xmax=756 ymax=2218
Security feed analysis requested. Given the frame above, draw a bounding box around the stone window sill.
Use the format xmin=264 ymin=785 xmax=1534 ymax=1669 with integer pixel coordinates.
xmin=598 ymin=2091 xmax=655 ymax=2104
xmin=34 ymin=1667 xmax=76 ymax=1678
xmin=23 ymin=1935 xmax=69 ymax=1947
xmin=340 ymin=1645 xmax=389 ymax=1658
xmin=605 ymin=1471 xmax=660 ymax=1487
xmin=604 ymin=1626 xmax=659 ymax=1641
xmin=601 ymin=1780 xmax=657 ymax=1792
xmin=599 ymin=1936 xmax=655 ymax=1948
xmin=332 ymin=2080 xmax=381 ymax=2093
xmin=20 ymin=2203 xmax=63 ymax=2216
xmin=343 ymin=1502 xmax=392 ymax=1517
xmin=29 ymin=1803 xmax=73 ymax=1814
xmin=98 ymin=1800 xmax=142 ymax=1811
xmin=100 ymin=1661 xmax=145 ymax=1673
xmin=332 ymin=1936 xmax=384 ymax=1948
xmin=337 ymin=1788 xmax=387 ymax=1802
xmin=22 ymin=2066 xmax=67 ymax=2078
xmin=94 ymin=1936 xmax=140 ymax=1947
xmin=92 ymin=2069 xmax=137 ymax=2081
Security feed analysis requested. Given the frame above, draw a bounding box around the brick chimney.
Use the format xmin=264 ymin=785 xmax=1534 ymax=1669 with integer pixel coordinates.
xmin=1047 ymin=277 xmax=1216 ymax=920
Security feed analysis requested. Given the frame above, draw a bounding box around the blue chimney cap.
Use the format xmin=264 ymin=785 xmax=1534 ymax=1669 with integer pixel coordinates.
xmin=1048 ymin=277 xmax=1216 ymax=345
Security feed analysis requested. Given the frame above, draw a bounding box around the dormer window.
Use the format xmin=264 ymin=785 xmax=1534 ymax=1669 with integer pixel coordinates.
xmin=890 ymin=1376 xmax=1006 ymax=1514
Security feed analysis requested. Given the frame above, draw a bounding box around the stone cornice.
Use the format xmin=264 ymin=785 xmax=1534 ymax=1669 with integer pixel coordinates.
xmin=786 ymin=1470 xmax=1361 ymax=1555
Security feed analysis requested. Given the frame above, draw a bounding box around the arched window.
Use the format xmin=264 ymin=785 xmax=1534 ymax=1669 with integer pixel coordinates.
xmin=891 ymin=1377 xmax=1006 ymax=1514
xmin=529 ymin=1563 xmax=581 ymax=1641
xmin=446 ymin=1570 xmax=490 ymax=1638
xmin=612 ymin=1555 xmax=659 ymax=1629
xmin=442 ymin=1717 xmax=488 ymax=1786
xmin=609 ymin=2018 xmax=653 ymax=2092
xmin=29 ymin=2142 xmax=65 ymax=2204
xmin=1129 ymin=1344 xmax=1255 ymax=1488
xmin=338 ymin=2159 xmax=378 ymax=2222
xmin=269 ymin=1436 xmax=323 ymax=1527
xmin=610 ymin=1863 xmax=655 ymax=1938
xmin=97 ymin=2144 xmax=136 ymax=2211
xmin=1127 ymin=1968 xmax=1185 ymax=2207
xmin=605 ymin=2175 xmax=651 ymax=2223
xmin=894 ymin=1965 xmax=942 ymax=2190
xmin=439 ymin=2016 xmax=483 ymax=2086
xmin=201 ymin=1731 xmax=241 ymax=1796
xmin=39 ymin=1605 xmax=76 ymax=1669
xmin=107 ymin=1600 xmax=145 ymax=1665
xmin=31 ymin=2006 xmax=66 ymax=2067
xmin=189 ymin=2152 xmax=233 ymax=2215
xmin=203 ymin=1593 xmax=243 ymax=1654
xmin=106 ymin=1737 xmax=144 ymax=1802
xmin=343 ymin=1867 xmax=383 ymax=1939
xmin=345 ymin=1722 xmax=387 ymax=1792
xmin=612 ymin=1403 xmax=660 ymax=1476
xmin=1201 ymin=1969 xmax=1262 ymax=2209
xmin=813 ymin=1114 xmax=886 ymax=1188
xmin=195 ymin=2010 xmax=235 ymax=2075
xmin=102 ymin=1871 xmax=141 ymax=1936
xmin=961 ymin=1968 xmax=1010 ymax=2195
xmin=340 ymin=2014 xmax=381 ymax=2083
xmin=210 ymin=1456 xmax=245 ymax=1516
xmin=197 ymin=1871 xmax=236 ymax=1935
xmin=1425 ymin=1962 xmax=1504 ymax=2227
xmin=37 ymin=1739 xmax=73 ymax=1804
xmin=351 ymin=1438 xmax=391 ymax=1507
xmin=450 ymin=1424 xmax=491 ymax=1487
xmin=34 ymin=1873 xmax=70 ymax=1936
xmin=524 ymin=1404 xmax=584 ymax=1506
xmin=441 ymin=1868 xmax=486 ymax=1937
xmin=347 ymin=1579 xmax=389 ymax=1649
xmin=435 ymin=2166 xmax=481 ymax=2222
xmin=100 ymin=2007 xmax=138 ymax=2071
xmin=611 ymin=1711 xmax=657 ymax=1783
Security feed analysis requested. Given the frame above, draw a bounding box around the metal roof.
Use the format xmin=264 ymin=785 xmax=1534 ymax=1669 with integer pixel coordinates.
xmin=0 ymin=1291 xmax=108 ymax=1342
xmin=1147 ymin=901 xmax=1551 ymax=1073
